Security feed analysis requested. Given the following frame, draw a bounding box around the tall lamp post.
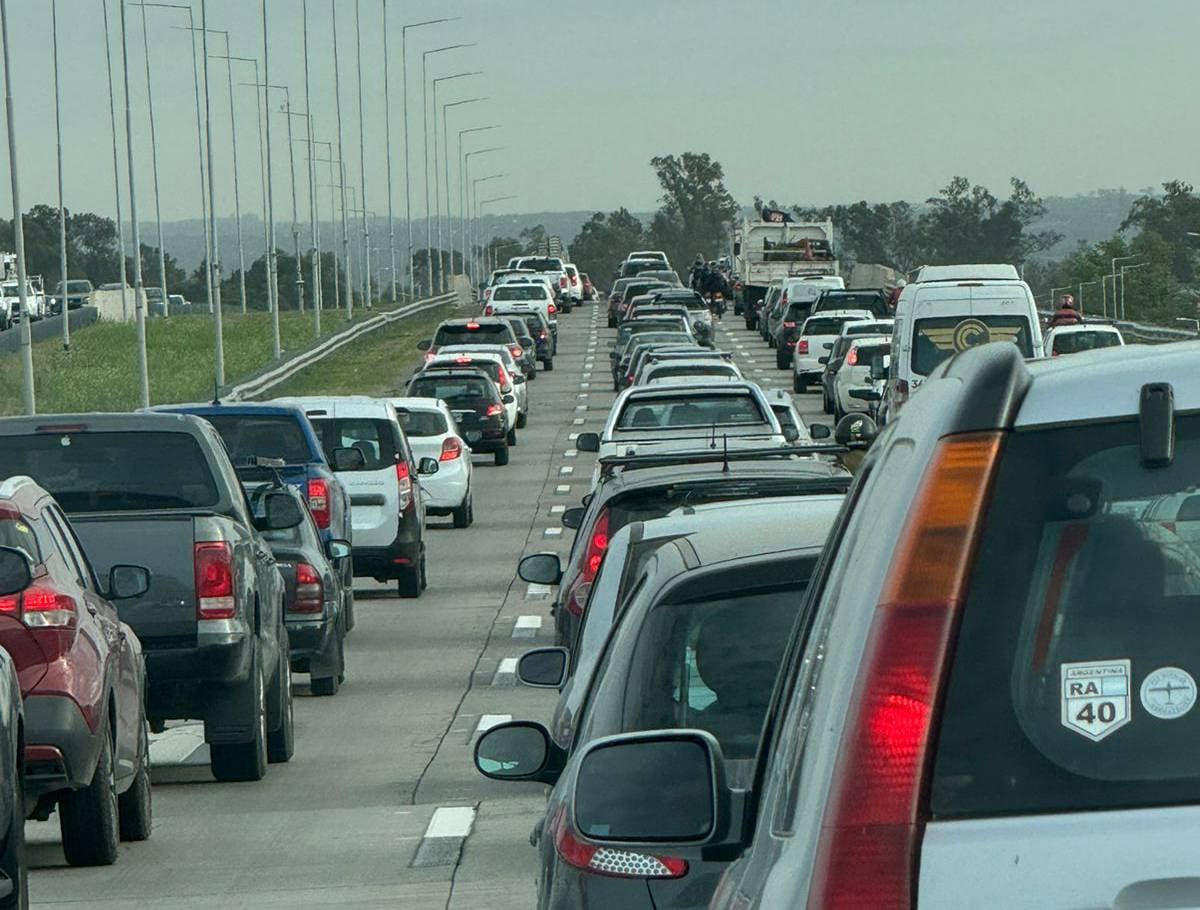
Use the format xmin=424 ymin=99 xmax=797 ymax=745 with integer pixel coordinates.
xmin=464 ymin=147 xmax=503 ymax=281
xmin=440 ymin=97 xmax=485 ymax=282
xmin=430 ymin=73 xmax=481 ymax=289
xmin=51 ymin=0 xmax=70 ymax=349
xmin=468 ymin=173 xmax=505 ymax=280
xmin=456 ymin=125 xmax=499 ymax=279
xmin=477 ymin=195 xmax=517 ymax=279
xmin=137 ymin=3 xmax=169 ymax=316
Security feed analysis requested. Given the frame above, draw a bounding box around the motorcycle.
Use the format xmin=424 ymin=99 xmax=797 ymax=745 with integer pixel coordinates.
xmin=706 ymin=291 xmax=726 ymax=320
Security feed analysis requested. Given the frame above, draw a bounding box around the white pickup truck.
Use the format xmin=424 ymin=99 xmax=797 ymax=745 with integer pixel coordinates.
xmin=733 ymin=217 xmax=839 ymax=319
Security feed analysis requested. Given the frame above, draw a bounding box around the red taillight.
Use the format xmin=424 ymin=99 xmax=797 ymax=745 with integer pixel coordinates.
xmin=571 ymin=276 xmax=578 ymax=286
xmin=455 ymin=356 xmax=473 ymax=364
xmin=551 ymin=807 xmax=686 ymax=879
xmin=896 ymin=378 xmax=910 ymax=405
xmin=539 ymin=330 xmax=548 ymax=340
xmin=466 ymin=322 xmax=480 ymax=329
xmin=807 ymin=433 xmax=1003 ymax=910
xmin=510 ymin=345 xmax=523 ymax=360
xmin=498 ymin=367 xmax=511 ymax=390
xmin=484 ymin=305 xmax=494 ymax=316
xmin=559 ymin=276 xmax=567 ymax=288
xmin=847 ymin=347 xmax=859 ymax=367
xmin=583 ymin=510 xmax=609 ymax=582
xmin=292 ymin=562 xmax=323 ymax=614
xmin=783 ymin=321 xmax=796 ymax=328
xmin=307 ymin=478 xmax=331 ymax=529
xmin=424 ymin=352 xmax=436 ymax=362
xmin=797 ymin=339 xmax=809 ymax=354
xmin=548 ymin=303 xmax=557 ymax=314
xmin=396 ymin=461 xmax=413 ymax=512
xmin=194 ymin=541 xmax=235 ymax=620
xmin=485 ymin=403 xmax=503 ymax=417
xmin=0 ymin=585 xmax=77 ymax=628
xmin=781 ymin=291 xmax=789 ymax=306
xmin=439 ymin=437 xmax=463 ymax=461
xmin=1162 ymin=520 xmax=1178 ymax=535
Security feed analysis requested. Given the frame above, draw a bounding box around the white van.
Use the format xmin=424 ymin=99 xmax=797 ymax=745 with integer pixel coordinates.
xmin=886 ymin=267 xmax=1042 ymax=416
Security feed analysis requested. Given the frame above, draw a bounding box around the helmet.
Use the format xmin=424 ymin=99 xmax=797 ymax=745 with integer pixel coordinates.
xmin=693 ymin=254 xmax=704 ymax=265
xmin=1059 ymin=294 xmax=1076 ymax=310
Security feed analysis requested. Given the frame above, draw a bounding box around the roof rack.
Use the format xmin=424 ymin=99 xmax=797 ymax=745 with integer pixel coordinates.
xmin=597 ymin=444 xmax=846 ymax=478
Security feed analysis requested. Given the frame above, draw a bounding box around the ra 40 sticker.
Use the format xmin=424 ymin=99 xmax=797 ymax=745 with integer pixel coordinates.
xmin=1061 ymin=660 xmax=1131 ymax=741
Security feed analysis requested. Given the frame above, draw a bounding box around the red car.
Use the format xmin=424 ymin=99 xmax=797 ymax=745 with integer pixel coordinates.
xmin=0 ymin=477 xmax=152 ymax=866
xmin=580 ymin=272 xmax=596 ymax=301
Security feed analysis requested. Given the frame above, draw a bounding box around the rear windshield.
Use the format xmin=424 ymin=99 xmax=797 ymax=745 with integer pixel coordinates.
xmin=617 ymin=393 xmax=766 ymax=430
xmin=407 ymin=375 xmax=493 ymax=405
xmin=517 ymin=313 xmax=546 ymax=333
xmin=846 ymin=322 xmax=892 ymax=336
xmin=650 ymin=364 xmax=736 ymax=380
xmin=309 ymin=418 xmax=398 ymax=472
xmin=912 ymin=314 xmax=1034 ymax=376
xmin=427 ymin=360 xmax=501 ymax=384
xmin=622 ymin=260 xmax=662 ymax=277
xmin=503 ymin=318 xmax=531 ymax=338
xmin=493 ymin=286 xmax=547 ymax=301
xmin=804 ymin=316 xmax=865 ymax=336
xmin=66 ymin=281 xmax=91 ymax=294
xmin=395 ymin=409 xmax=448 ymax=438
xmin=933 ymin=416 xmax=1200 ymax=819
xmin=434 ymin=323 xmax=513 ymax=345
xmin=516 ymin=258 xmax=561 ymax=272
xmin=0 ymin=430 xmax=219 ymax=512
xmin=1052 ymin=331 xmax=1123 ymax=355
xmin=851 ymin=344 xmax=888 ymax=370
xmin=816 ymin=292 xmax=887 ymax=316
xmin=204 ymin=415 xmax=314 ymax=465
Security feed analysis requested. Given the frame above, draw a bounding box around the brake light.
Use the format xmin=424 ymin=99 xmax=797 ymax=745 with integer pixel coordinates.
xmin=510 ymin=345 xmax=523 ymax=360
xmin=466 ymin=322 xmax=480 ymax=330
xmin=455 ymin=356 xmax=473 ymax=364
xmin=781 ymin=291 xmax=789 ymax=306
xmin=307 ymin=478 xmax=331 ymax=529
xmin=439 ymin=437 xmax=463 ymax=461
xmin=485 ymin=403 xmax=504 ymax=417
xmin=559 ymin=276 xmax=567 ymax=289
xmin=425 ymin=352 xmax=436 ymax=362
xmin=548 ymin=303 xmax=557 ymax=314
xmin=0 ymin=585 xmax=77 ymax=628
xmin=498 ymin=366 xmax=511 ymax=390
xmin=194 ymin=541 xmax=235 ymax=620
xmin=797 ymin=339 xmax=809 ymax=354
xmin=847 ymin=347 xmax=859 ymax=367
xmin=484 ymin=305 xmax=494 ymax=316
xmin=396 ymin=460 xmax=413 ymax=512
xmin=551 ymin=807 xmax=686 ymax=879
xmin=292 ymin=562 xmax=323 ymax=613
xmin=807 ymin=433 xmax=1003 ymax=910
xmin=896 ymin=378 xmax=910 ymax=406
xmin=539 ymin=330 xmax=548 ymax=340
xmin=783 ymin=321 xmax=796 ymax=329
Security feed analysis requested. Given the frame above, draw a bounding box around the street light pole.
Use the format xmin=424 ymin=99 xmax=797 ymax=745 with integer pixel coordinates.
xmin=1120 ymin=262 xmax=1151 ymax=320
xmin=199 ymin=0 xmax=224 ymax=386
xmin=440 ymin=95 xmax=485 ymax=282
xmin=331 ymin=0 xmax=352 ymax=318
xmin=52 ymin=0 xmax=70 ymax=350
xmin=261 ymin=0 xmax=280 ymax=357
xmin=278 ymin=104 xmax=306 ymax=315
xmin=302 ymin=0 xmax=321 ymax=333
xmin=312 ymin=143 xmax=339 ymax=313
xmin=478 ymin=194 xmax=517 ymax=284
xmin=431 ymin=75 xmax=481 ymax=291
xmin=101 ymin=0 xmax=131 ymax=321
xmin=456 ymin=126 xmax=499 ymax=280
xmin=382 ymin=1 xmax=395 ymax=305
xmin=354 ymin=0 xmax=370 ymax=308
xmin=121 ymin=0 xmax=152 ymax=405
xmin=2 ymin=0 xmax=34 ymax=411
xmin=469 ymin=172 xmax=504 ymax=280
xmin=465 ymin=147 xmax=502 ymax=283
xmin=138 ymin=3 xmax=169 ymax=317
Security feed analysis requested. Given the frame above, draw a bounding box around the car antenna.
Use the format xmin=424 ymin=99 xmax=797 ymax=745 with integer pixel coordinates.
xmin=721 ymin=434 xmax=730 ymax=473
xmin=709 ymin=421 xmax=717 ymax=449
xmin=211 ymin=376 xmax=221 ymax=406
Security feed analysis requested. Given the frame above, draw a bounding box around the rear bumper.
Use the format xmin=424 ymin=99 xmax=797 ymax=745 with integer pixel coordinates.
xmin=287 ymin=616 xmax=335 ymax=662
xmin=23 ymin=694 xmax=100 ymax=795
xmin=422 ymin=464 xmax=470 ymax=513
xmin=142 ymin=625 xmax=254 ymax=721
xmin=351 ymin=517 xmax=423 ymax=579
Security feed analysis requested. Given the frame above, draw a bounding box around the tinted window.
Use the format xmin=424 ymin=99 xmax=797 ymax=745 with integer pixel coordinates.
xmin=1052 ymin=331 xmax=1123 ymax=355
xmin=515 ymin=257 xmax=561 ymax=272
xmin=911 ymin=314 xmax=1034 ymax=375
xmin=503 ymin=318 xmax=531 ymax=339
xmin=427 ymin=360 xmax=502 ymax=385
xmin=0 ymin=515 xmax=40 ymax=562
xmin=204 ymin=415 xmax=313 ymax=465
xmin=616 ymin=394 xmax=766 ymax=430
xmin=407 ymin=376 xmax=493 ymax=404
xmin=434 ymin=323 xmax=514 ymax=345
xmin=933 ymin=416 xmax=1200 ymax=819
xmin=66 ymin=281 xmax=91 ymax=294
xmin=650 ymin=364 xmax=737 ymax=381
xmin=310 ymin=418 xmax=398 ymax=471
xmin=0 ymin=431 xmax=219 ymax=512
xmin=852 ymin=344 xmax=888 ymax=370
xmin=395 ymin=409 xmax=448 ymax=437
xmin=804 ymin=316 xmax=866 ymax=335
xmin=493 ymin=286 xmax=547 ymax=301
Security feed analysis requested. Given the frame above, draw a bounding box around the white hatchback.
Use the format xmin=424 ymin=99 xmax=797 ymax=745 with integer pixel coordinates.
xmin=391 ymin=397 xmax=474 ymax=528
xmin=791 ymin=310 xmax=874 ymax=392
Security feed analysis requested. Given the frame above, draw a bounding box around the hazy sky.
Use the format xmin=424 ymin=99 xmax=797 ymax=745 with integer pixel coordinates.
xmin=0 ymin=0 xmax=1197 ymax=224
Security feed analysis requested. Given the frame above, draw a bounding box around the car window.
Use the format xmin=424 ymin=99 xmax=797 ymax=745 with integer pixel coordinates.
xmin=616 ymin=393 xmax=766 ymax=430
xmin=428 ymin=360 xmax=502 ymax=385
xmin=650 ymin=364 xmax=736 ymax=381
xmin=407 ymin=376 xmax=493 ymax=404
xmin=41 ymin=505 xmax=94 ymax=589
xmin=804 ymin=316 xmax=867 ymax=336
xmin=493 ymin=286 xmax=546 ymax=301
xmin=1051 ymin=331 xmax=1123 ymax=354
xmin=203 ymin=415 xmax=313 ymax=465
xmin=310 ymin=418 xmax=398 ymax=471
xmin=933 ymin=415 xmax=1200 ymax=819
xmin=395 ymin=409 xmax=448 ymax=437
xmin=911 ymin=314 xmax=1034 ymax=375
xmin=434 ymin=323 xmax=514 ymax=345
xmin=0 ymin=430 xmax=220 ymax=513
xmin=0 ymin=513 xmax=41 ymax=564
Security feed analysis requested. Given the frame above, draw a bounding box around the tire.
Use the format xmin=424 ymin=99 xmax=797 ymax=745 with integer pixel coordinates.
xmin=267 ymin=645 xmax=294 ymax=764
xmin=117 ymin=721 xmax=152 ymax=842
xmin=745 ymin=318 xmax=755 ymax=330
xmin=607 ymin=315 xmax=616 ymax=328
xmin=209 ymin=653 xmax=267 ymax=783
xmin=493 ymin=446 xmax=510 ymax=466
xmin=343 ymin=586 xmax=356 ymax=633
xmin=823 ymin=390 xmax=833 ymax=415
xmin=528 ymin=368 xmax=537 ymax=381
xmin=0 ymin=753 xmax=26 ymax=909
xmin=516 ymin=410 xmax=527 ymax=429
xmin=506 ymin=428 xmax=517 ymax=446
xmin=420 ymin=551 xmax=428 ymax=590
xmin=397 ymin=563 xmax=421 ymax=598
xmin=311 ymin=627 xmax=343 ymax=697
xmin=59 ymin=732 xmax=119 ymax=866
xmin=543 ymin=358 xmax=554 ymax=372
xmin=795 ymin=378 xmax=808 ymax=394
xmin=776 ymin=350 xmax=789 ymax=370
xmin=452 ymin=492 xmax=472 ymax=528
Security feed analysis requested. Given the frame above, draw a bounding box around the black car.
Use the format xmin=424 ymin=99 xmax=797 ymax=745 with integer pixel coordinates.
xmin=811 ymin=287 xmax=890 ymax=318
xmin=500 ymin=315 xmax=539 ymax=378
xmin=417 ymin=318 xmax=520 ymax=361
xmin=617 ymin=280 xmax=673 ymax=323
xmin=0 ymin=550 xmax=25 ymax=906
xmin=406 ymin=369 xmax=512 ymax=466
xmin=476 ymin=494 xmax=845 ymax=910
xmin=502 ymin=308 xmax=554 ymax=371
xmin=244 ymin=474 xmax=352 ymax=698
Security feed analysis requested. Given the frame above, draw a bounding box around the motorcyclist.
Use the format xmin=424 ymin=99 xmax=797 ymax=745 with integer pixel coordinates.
xmin=1048 ymin=293 xmax=1084 ymax=328
xmin=689 ymin=254 xmax=706 ymax=291
xmin=700 ymin=265 xmax=727 ymax=317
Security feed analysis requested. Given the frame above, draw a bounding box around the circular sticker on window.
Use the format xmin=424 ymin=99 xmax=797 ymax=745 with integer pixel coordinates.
xmin=1139 ymin=667 xmax=1197 ymax=720
xmin=952 ymin=318 xmax=992 ymax=351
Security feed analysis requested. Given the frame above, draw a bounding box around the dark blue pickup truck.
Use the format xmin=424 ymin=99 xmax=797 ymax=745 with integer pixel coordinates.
xmin=158 ymin=403 xmax=357 ymax=628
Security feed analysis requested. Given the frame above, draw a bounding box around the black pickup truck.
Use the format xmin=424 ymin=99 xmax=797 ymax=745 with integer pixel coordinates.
xmin=0 ymin=413 xmax=300 ymax=782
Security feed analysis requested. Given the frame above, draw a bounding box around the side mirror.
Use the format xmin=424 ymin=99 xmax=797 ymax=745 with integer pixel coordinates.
xmin=818 ymin=356 xmax=829 ymax=365
xmin=331 ymin=446 xmax=367 ymax=471
xmin=809 ymin=422 xmax=832 ymax=440
xmin=417 ymin=456 xmax=440 ymax=476
xmin=512 ymin=374 xmax=526 ymax=385
xmin=107 ymin=565 xmax=151 ymax=601
xmin=572 ymin=730 xmax=729 ymax=844
xmin=519 ymin=338 xmax=534 ymax=348
xmin=848 ymin=388 xmax=883 ymax=402
xmin=502 ymin=393 xmax=515 ymax=404
xmin=0 ymin=547 xmax=31 ymax=597
xmin=257 ymin=490 xmax=305 ymax=531
xmin=782 ymin=426 xmax=799 ymax=443
xmin=517 ymin=552 xmax=563 ymax=585
xmin=517 ymin=647 xmax=569 ymax=688
xmin=474 ymin=720 xmax=564 ymax=784
xmin=416 ymin=339 xmax=431 ymax=351
xmin=835 ymin=413 xmax=879 ymax=449
xmin=326 ymin=539 xmax=352 ymax=561
xmin=575 ymin=432 xmax=600 ymax=453
xmin=561 ymin=506 xmax=585 ymax=530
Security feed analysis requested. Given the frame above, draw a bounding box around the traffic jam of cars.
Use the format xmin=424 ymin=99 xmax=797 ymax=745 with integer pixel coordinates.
xmin=0 ymin=238 xmax=1194 ymax=909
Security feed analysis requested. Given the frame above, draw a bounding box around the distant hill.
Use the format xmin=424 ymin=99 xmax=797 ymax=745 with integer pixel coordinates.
xmin=1028 ymin=189 xmax=1144 ymax=259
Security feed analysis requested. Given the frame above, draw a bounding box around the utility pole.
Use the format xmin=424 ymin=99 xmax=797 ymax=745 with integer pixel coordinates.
xmin=278 ymin=100 xmax=306 ymax=316
xmin=302 ymin=0 xmax=321 ymax=334
xmin=51 ymin=0 xmax=69 ymax=350
xmin=457 ymin=127 xmax=500 ymax=280
xmin=262 ymin=0 xmax=280 ymax=356
xmin=331 ymin=0 xmax=352 ymax=318
xmin=101 ymin=0 xmax=132 ymax=322
xmin=354 ymin=0 xmax=370 ymax=308
xmin=2 ymin=0 xmax=34 ymax=411
xmin=138 ymin=2 xmax=169 ymax=316
xmin=440 ymin=97 xmax=485 ymax=281
xmin=382 ymin=1 xmax=396 ymax=305
xmin=200 ymin=0 xmax=224 ymax=386
xmin=120 ymin=0 xmax=151 ymax=405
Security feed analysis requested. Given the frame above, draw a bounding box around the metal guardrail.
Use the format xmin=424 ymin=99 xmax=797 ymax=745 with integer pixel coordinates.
xmin=227 ymin=292 xmax=456 ymax=401
xmin=1036 ymin=308 xmax=1197 ymax=345
xmin=0 ymin=306 xmax=99 ymax=355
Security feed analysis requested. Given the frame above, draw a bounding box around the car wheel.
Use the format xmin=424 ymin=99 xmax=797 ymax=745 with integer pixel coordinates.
xmin=59 ymin=731 xmax=119 ymax=866
xmin=267 ymin=645 xmax=294 ymax=764
xmin=793 ymin=374 xmax=804 ymax=393
xmin=209 ymin=652 xmax=267 ymax=783
xmin=420 ymin=551 xmax=428 ymax=590
xmin=744 ymin=318 xmax=754 ymax=330
xmin=607 ymin=315 xmax=616 ymax=328
xmin=452 ymin=492 xmax=472 ymax=528
xmin=0 ymin=751 xmax=27 ymax=909
xmin=117 ymin=720 xmax=152 ymax=842
xmin=493 ymin=445 xmax=510 ymax=466
xmin=528 ymin=368 xmax=537 ymax=381
xmin=543 ymin=358 xmax=554 ymax=372
xmin=506 ymin=427 xmax=517 ymax=446
xmin=311 ymin=627 xmax=343 ymax=697
xmin=343 ymin=586 xmax=356 ymax=633
xmin=397 ymin=563 xmax=422 ymax=599
xmin=776 ymin=350 xmax=789 ymax=370
xmin=516 ymin=410 xmax=527 ymax=429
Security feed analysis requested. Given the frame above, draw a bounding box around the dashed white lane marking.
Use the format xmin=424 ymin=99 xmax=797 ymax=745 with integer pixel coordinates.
xmin=525 ymin=583 xmax=552 ymax=599
xmin=513 ymin=615 xmax=543 ymax=638
xmin=492 ymin=657 xmax=518 ymax=685
xmin=564 ymin=449 xmax=578 ymax=458
xmin=559 ymin=465 xmax=574 ymax=474
xmin=555 ymin=483 xmax=571 ymax=493
xmin=568 ymin=432 xmax=579 ymax=440
xmin=544 ymin=527 xmax=563 ymax=537
xmin=577 ymin=393 xmax=588 ymax=399
xmin=550 ymin=504 xmax=566 ymax=514
xmin=425 ymin=806 xmax=477 ymax=839
xmin=580 ymin=382 xmax=590 ymax=388
xmin=572 ymin=418 xmax=585 ymax=425
xmin=574 ymin=405 xmax=587 ymax=411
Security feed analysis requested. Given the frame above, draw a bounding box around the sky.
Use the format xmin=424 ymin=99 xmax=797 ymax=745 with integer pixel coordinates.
xmin=0 ymin=0 xmax=1198 ymax=226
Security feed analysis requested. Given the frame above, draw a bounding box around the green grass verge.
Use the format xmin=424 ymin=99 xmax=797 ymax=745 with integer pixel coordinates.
xmin=261 ymin=303 xmax=455 ymax=399
xmin=0 ymin=309 xmax=378 ymax=416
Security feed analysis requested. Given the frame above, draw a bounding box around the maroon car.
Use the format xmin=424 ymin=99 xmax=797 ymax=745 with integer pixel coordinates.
xmin=0 ymin=477 xmax=152 ymax=866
